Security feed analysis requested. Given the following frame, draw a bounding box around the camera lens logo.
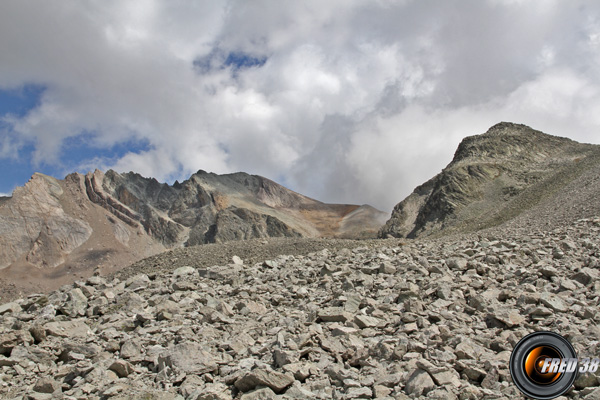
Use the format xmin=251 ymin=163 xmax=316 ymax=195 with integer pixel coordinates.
xmin=510 ymin=331 xmax=578 ymax=399
xmin=524 ymin=345 xmax=566 ymax=385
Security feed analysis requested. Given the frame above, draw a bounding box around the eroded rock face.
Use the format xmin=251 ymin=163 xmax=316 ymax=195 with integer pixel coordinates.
xmin=380 ymin=122 xmax=600 ymax=239
xmin=0 ymin=173 xmax=92 ymax=269
xmin=0 ymin=216 xmax=599 ymax=399
xmin=95 ymin=169 xmax=387 ymax=245
xmin=0 ymin=168 xmax=387 ymax=288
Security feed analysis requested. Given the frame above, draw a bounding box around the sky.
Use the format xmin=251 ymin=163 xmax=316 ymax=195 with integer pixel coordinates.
xmin=1 ymin=1 xmax=599 ymax=211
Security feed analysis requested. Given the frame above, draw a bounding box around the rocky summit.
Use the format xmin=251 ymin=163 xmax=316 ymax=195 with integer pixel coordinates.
xmin=1 ymin=214 xmax=600 ymax=399
xmin=379 ymin=122 xmax=600 ymax=239
xmin=0 ymin=169 xmax=388 ymax=299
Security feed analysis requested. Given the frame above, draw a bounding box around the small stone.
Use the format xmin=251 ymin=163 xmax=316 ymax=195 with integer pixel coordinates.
xmin=239 ymin=387 xmax=276 ymax=400
xmin=283 ymin=362 xmax=316 ymax=381
xmin=60 ymin=288 xmax=88 ymax=317
xmin=0 ymin=355 xmax=17 ymax=366
xmin=458 ymin=384 xmax=482 ymax=399
xmin=404 ymin=369 xmax=435 ymax=396
xmin=528 ymin=306 xmax=553 ymax=317
xmin=540 ymin=266 xmax=558 ymax=278
xmin=540 ymin=292 xmax=568 ymax=313
xmin=572 ymin=269 xmax=595 ymax=285
xmin=559 ymin=279 xmax=579 ymax=291
xmin=173 ymin=281 xmax=197 ymax=291
xmin=344 ymin=294 xmax=362 ymax=313
xmin=481 ymin=366 xmax=499 ymax=389
xmin=379 ymin=262 xmax=396 ymax=274
xmin=0 ymin=302 xmax=22 ymax=315
xmin=575 ymin=372 xmax=600 ymax=390
xmin=273 ymin=349 xmax=296 ymax=368
xmin=158 ymin=342 xmax=217 ymax=375
xmin=126 ymin=274 xmax=151 ymax=291
xmin=33 ymin=377 xmax=61 ymax=394
xmin=263 ymin=260 xmax=278 ymax=268
xmin=431 ymin=370 xmax=462 ymax=388
xmin=437 ymin=286 xmax=452 ymax=300
xmin=0 ymin=330 xmax=34 ymax=354
xmin=399 ymin=322 xmax=417 ymax=334
xmin=235 ymin=369 xmax=295 ymax=393
xmin=346 ymin=386 xmax=373 ymax=398
xmin=194 ymin=383 xmax=231 ymax=400
xmin=447 ymin=258 xmax=468 ymax=270
xmin=462 ymin=364 xmax=487 ymax=381
xmin=29 ymin=325 xmax=46 ymax=343
xmin=354 ymin=315 xmax=380 ymax=328
xmin=109 ymin=359 xmax=135 ymax=378
xmin=361 ymin=265 xmax=380 ymax=274
xmin=120 ymin=340 xmax=142 ymax=359
xmin=318 ymin=307 xmax=352 ymax=323
xmin=427 ymin=388 xmax=458 ymax=399
xmin=583 ymin=387 xmax=600 ymax=399
xmin=173 ymin=266 xmax=197 ymax=277
xmin=373 ymin=384 xmax=392 ymax=398
xmin=44 ymin=320 xmax=91 ymax=338
xmin=101 ymin=383 xmax=129 ymax=397
xmin=232 ymin=255 xmax=244 ymax=265
xmin=86 ymin=276 xmax=107 ymax=286
xmin=103 ymin=289 xmax=116 ymax=300
xmin=488 ymin=309 xmax=525 ymax=328
xmin=375 ymin=373 xmax=403 ymax=388
xmin=331 ymin=325 xmax=358 ymax=336
xmin=455 ymin=340 xmax=478 ymax=360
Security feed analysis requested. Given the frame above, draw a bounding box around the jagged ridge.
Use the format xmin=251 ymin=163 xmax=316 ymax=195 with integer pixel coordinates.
xmin=0 ymin=168 xmax=388 ymax=299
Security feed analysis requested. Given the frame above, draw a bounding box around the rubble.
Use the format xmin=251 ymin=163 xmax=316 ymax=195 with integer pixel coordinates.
xmin=1 ymin=216 xmax=600 ymax=399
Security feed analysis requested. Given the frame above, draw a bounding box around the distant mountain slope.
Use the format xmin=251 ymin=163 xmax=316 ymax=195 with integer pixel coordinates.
xmin=0 ymin=169 xmax=388 ymax=295
xmin=379 ymin=122 xmax=600 ymax=238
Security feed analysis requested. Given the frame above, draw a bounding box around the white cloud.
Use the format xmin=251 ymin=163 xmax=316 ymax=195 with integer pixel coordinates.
xmin=1 ymin=0 xmax=599 ymax=211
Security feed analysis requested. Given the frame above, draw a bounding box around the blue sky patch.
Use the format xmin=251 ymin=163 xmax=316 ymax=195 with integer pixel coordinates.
xmin=0 ymin=143 xmax=37 ymax=196
xmin=0 ymin=83 xmax=155 ymax=194
xmin=224 ymin=52 xmax=267 ymax=70
xmin=60 ymin=133 xmax=153 ymax=172
xmin=0 ymin=84 xmax=45 ymax=118
xmin=0 ymin=85 xmax=46 ymax=195
xmin=194 ymin=50 xmax=267 ymax=74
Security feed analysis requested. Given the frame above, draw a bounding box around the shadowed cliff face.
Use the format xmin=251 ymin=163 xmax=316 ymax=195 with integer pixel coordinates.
xmin=380 ymin=122 xmax=600 ymax=238
xmin=95 ymin=169 xmax=388 ymax=245
xmin=0 ymin=168 xmax=388 ymax=292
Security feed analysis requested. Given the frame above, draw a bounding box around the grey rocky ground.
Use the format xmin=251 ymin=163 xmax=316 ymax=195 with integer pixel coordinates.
xmin=1 ymin=216 xmax=600 ymax=399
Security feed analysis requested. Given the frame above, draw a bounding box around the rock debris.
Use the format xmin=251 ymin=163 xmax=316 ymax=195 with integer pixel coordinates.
xmin=1 ymin=216 xmax=599 ymax=399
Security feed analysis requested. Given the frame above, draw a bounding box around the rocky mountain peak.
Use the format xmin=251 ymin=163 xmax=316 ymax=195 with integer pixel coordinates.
xmin=380 ymin=123 xmax=600 ymax=239
xmin=485 ymin=121 xmax=532 ymax=135
xmin=450 ymin=122 xmax=576 ymax=166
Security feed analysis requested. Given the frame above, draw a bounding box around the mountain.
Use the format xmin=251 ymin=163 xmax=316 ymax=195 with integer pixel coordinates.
xmin=0 ymin=169 xmax=388 ymax=296
xmin=379 ymin=122 xmax=600 ymax=238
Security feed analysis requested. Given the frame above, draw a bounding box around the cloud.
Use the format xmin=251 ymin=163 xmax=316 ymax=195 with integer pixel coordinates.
xmin=1 ymin=0 xmax=599 ymax=211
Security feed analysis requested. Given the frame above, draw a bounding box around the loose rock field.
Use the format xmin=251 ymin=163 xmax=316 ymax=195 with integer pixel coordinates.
xmin=1 ymin=217 xmax=600 ymax=399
